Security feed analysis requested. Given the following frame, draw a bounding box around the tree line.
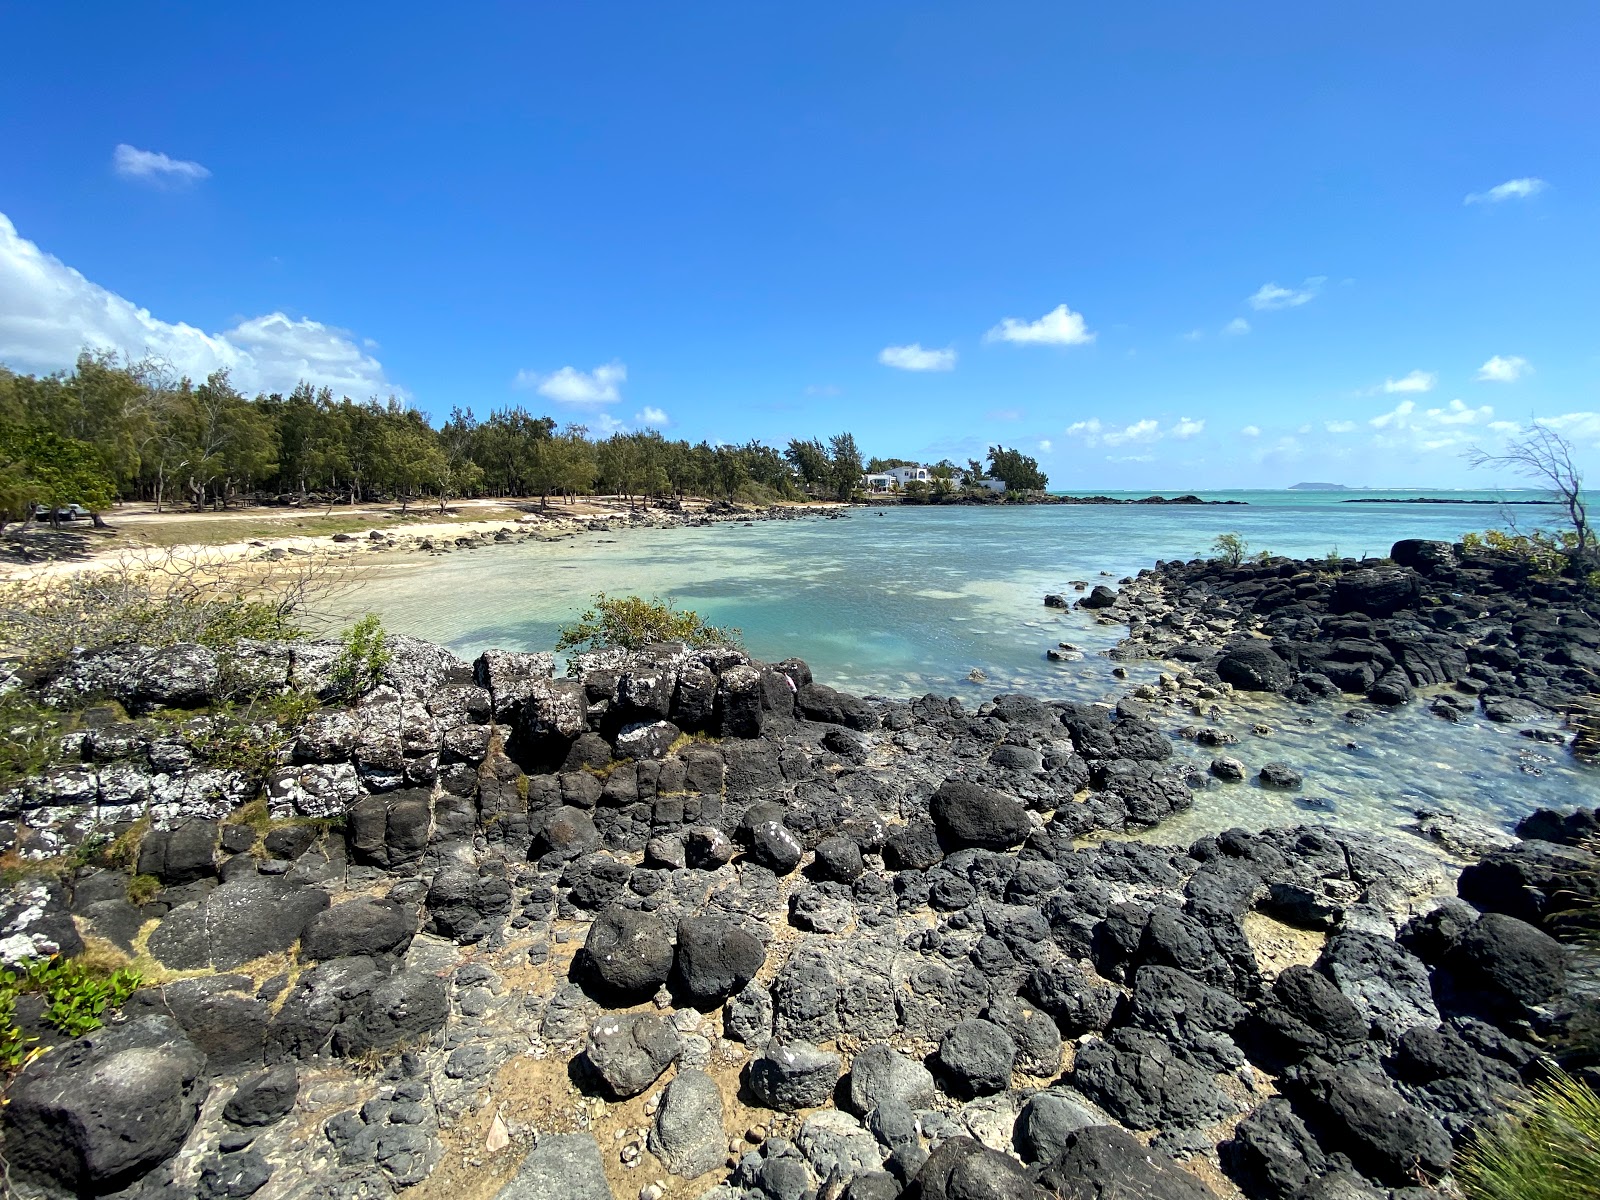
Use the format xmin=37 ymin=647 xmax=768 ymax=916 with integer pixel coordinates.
xmin=0 ymin=352 xmax=1048 ymax=527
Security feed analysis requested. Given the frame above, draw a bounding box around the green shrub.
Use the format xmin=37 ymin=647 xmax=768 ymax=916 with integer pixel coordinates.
xmin=126 ymin=874 xmax=162 ymax=905
xmin=1460 ymin=528 xmax=1579 ymax=580
xmin=556 ymin=593 xmax=739 ymax=658
xmin=0 ymin=955 xmax=143 ymax=1068
xmin=1457 ymin=1072 xmax=1600 ymax=1200
xmin=1212 ymin=532 xmax=1251 ymax=566
xmin=328 ymin=614 xmax=391 ymax=700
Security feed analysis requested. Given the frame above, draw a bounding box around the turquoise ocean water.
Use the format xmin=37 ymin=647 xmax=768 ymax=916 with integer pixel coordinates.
xmin=340 ymin=490 xmax=1595 ymax=842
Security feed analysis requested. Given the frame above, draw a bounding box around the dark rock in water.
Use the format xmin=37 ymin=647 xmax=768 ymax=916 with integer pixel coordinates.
xmin=1515 ymin=806 xmax=1600 ymax=846
xmin=495 ymin=1132 xmax=615 ymax=1200
xmin=1040 ymin=1125 xmax=1218 ymax=1199
xmin=1044 ymin=594 xmax=1068 ymax=609
xmin=300 ymin=897 xmax=415 ymax=961
xmin=938 ymin=1018 xmax=1017 ymax=1097
xmin=930 ymin=779 xmax=1031 ymax=850
xmin=584 ymin=1011 xmax=681 ymax=1099
xmin=583 ymin=906 xmax=675 ymax=997
xmin=675 ymin=914 xmax=765 ymax=1007
xmin=1280 ymin=1056 xmax=1452 ymax=1187
xmin=225 ymin=1066 xmax=300 ymax=1126
xmin=1458 ymin=840 xmax=1600 ymax=929
xmin=1078 ymin=585 xmax=1119 ymax=610
xmin=749 ymin=1039 xmax=842 ymax=1111
xmin=1217 ymin=644 xmax=1295 ymax=692
xmin=1367 ymin=668 xmax=1414 ymax=707
xmin=1436 ymin=912 xmax=1566 ymax=1019
xmin=909 ymin=1135 xmax=1040 ymax=1200
xmin=1209 ymin=756 xmax=1246 ymax=782
xmin=648 ymin=1067 xmax=726 ymax=1178
xmin=4 ymin=1016 xmax=207 ymax=1196
xmin=846 ymin=1043 xmax=936 ymax=1115
xmin=1258 ymin=762 xmax=1303 ymax=790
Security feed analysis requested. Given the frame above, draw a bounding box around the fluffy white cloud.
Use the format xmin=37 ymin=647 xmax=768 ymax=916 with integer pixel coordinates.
xmin=635 ymin=406 xmax=668 ymax=427
xmin=1170 ymin=417 xmax=1205 ymax=440
xmin=1476 ymin=354 xmax=1531 ymax=382
xmin=1465 ymin=177 xmax=1546 ymax=205
xmin=1369 ymin=398 xmax=1496 ymax=451
xmin=879 ymin=343 xmax=957 ymax=371
xmin=1325 ymin=420 xmax=1358 ymax=434
xmin=112 ymin=144 xmax=210 ymax=184
xmin=1536 ymin=412 xmax=1600 ymax=444
xmin=517 ymin=361 xmax=627 ymax=407
xmin=0 ymin=211 xmax=391 ymax=396
xmin=1037 ymin=439 xmax=1053 ymax=452
xmin=1222 ymin=318 xmax=1251 ymax=336
xmin=1247 ymin=277 xmax=1325 ymax=311
xmin=1383 ymin=370 xmax=1437 ymax=394
xmin=984 ymin=303 xmax=1095 ymax=346
xmin=1240 ymin=425 xmax=1261 ymax=437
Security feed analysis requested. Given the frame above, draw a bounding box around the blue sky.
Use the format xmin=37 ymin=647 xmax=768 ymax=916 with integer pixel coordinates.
xmin=1 ymin=2 xmax=1596 ymax=488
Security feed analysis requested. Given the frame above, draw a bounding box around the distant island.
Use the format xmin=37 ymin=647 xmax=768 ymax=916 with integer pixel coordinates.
xmin=1288 ymin=481 xmax=1350 ymax=491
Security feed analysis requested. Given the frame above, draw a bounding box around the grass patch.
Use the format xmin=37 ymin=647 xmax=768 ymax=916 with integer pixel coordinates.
xmin=1458 ymin=1072 xmax=1600 ymax=1200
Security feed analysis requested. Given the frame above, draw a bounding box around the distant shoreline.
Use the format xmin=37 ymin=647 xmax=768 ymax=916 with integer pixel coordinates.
xmin=1341 ymin=496 xmax=1556 ymax=505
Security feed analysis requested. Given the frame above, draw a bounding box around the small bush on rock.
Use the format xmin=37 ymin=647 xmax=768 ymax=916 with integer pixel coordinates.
xmin=1458 ymin=1072 xmax=1600 ymax=1200
xmin=556 ymin=593 xmax=739 ymax=657
xmin=329 ymin=613 xmax=391 ymax=700
xmin=0 ymin=955 xmax=143 ymax=1068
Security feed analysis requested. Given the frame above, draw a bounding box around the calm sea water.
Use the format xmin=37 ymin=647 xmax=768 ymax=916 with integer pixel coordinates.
xmin=340 ymin=490 xmax=1594 ymax=843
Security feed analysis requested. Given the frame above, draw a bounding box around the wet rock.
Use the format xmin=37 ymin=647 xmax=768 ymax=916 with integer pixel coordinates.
xmin=750 ymin=1039 xmax=842 ymax=1112
xmin=585 ymin=1012 xmax=681 ymax=1099
xmin=649 ymin=1067 xmax=726 ymax=1177
xmin=1258 ymin=762 xmax=1303 ymax=790
xmin=4 ymin=1016 xmax=207 ymax=1196
xmin=1217 ymin=644 xmax=1295 ymax=692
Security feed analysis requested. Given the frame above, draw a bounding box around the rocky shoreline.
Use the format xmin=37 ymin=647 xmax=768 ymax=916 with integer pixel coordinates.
xmin=1 ymin=611 xmax=1596 ymax=1200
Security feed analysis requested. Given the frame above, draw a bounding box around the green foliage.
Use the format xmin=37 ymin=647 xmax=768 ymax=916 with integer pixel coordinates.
xmin=1460 ymin=528 xmax=1581 ymax=579
xmin=0 ymin=556 xmax=310 ymax=676
xmin=184 ymin=690 xmax=321 ymax=778
xmin=0 ymin=955 xmax=143 ymax=1067
xmin=329 ymin=614 xmax=391 ymax=701
xmin=1457 ymin=1073 xmax=1600 ymax=1200
xmin=1212 ymin=532 xmax=1251 ymax=566
xmin=0 ymin=418 xmax=117 ymax=527
xmin=0 ymin=694 xmax=73 ymax=790
xmin=126 ymin=873 xmax=162 ymax=905
xmin=986 ymin=445 xmax=1049 ymax=492
xmin=556 ymin=593 xmax=739 ymax=658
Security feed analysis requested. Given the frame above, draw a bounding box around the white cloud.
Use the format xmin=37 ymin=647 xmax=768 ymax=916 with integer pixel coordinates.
xmin=517 ymin=361 xmax=627 ymax=407
xmin=1240 ymin=425 xmax=1261 ymax=437
xmin=1222 ymin=318 xmax=1251 ymax=336
xmin=1106 ymin=454 xmax=1155 ymax=463
xmin=1465 ymin=177 xmax=1546 ymax=205
xmin=112 ymin=144 xmax=210 ymax=184
xmin=984 ymin=303 xmax=1095 ymax=346
xmin=1037 ymin=439 xmax=1053 ymax=452
xmin=1476 ymin=354 xmax=1531 ymax=382
xmin=1247 ymin=277 xmax=1325 ymax=311
xmin=635 ymin=406 xmax=668 ymax=427
xmin=1170 ymin=417 xmax=1205 ymax=440
xmin=879 ymin=343 xmax=957 ymax=371
xmin=1181 ymin=329 xmax=1204 ymax=342
xmin=1368 ymin=397 xmax=1497 ymax=452
xmin=1383 ymin=369 xmax=1437 ymax=394
xmin=1537 ymin=412 xmax=1600 ymax=444
xmin=1067 ymin=417 xmax=1188 ymax=447
xmin=0 ymin=211 xmax=391 ymax=396
xmin=1325 ymin=420 xmax=1357 ymax=434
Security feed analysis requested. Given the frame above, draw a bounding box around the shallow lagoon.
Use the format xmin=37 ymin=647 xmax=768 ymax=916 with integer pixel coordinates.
xmin=340 ymin=494 xmax=1596 ymax=843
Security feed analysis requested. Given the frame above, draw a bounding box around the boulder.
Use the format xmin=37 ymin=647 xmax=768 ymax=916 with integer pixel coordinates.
xmin=1390 ymin=540 xmax=1457 ymax=574
xmin=648 ymin=1067 xmax=726 ymax=1177
xmin=1016 ymin=1091 xmax=1098 ymax=1165
xmin=908 ymin=1136 xmax=1040 ymax=1200
xmin=494 ymin=1133 xmax=615 ymax=1200
xmin=930 ymin=780 xmax=1031 ymax=850
xmin=1281 ymin=1056 xmax=1451 ymax=1187
xmin=583 ymin=1012 xmax=681 ymax=1099
xmin=1078 ymin=585 xmax=1119 ymax=610
xmin=1216 ymin=644 xmax=1295 ymax=692
xmin=749 ymin=1040 xmax=842 ymax=1112
xmin=1039 ymin=1125 xmax=1217 ymax=1200
xmin=675 ymin=914 xmax=766 ymax=1007
xmin=4 ymin=1016 xmax=207 ymax=1195
xmin=1457 ymin=840 xmax=1599 ymax=929
xmin=1437 ymin=912 xmax=1566 ymax=1019
xmin=224 ymin=1066 xmax=300 ymax=1127
xmin=1258 ymin=762 xmax=1303 ymax=790
xmin=147 ymin=877 xmax=329 ymax=970
xmin=938 ymin=1018 xmax=1017 ymax=1097
xmin=1331 ymin=568 xmax=1421 ymax=617
xmin=299 ymin=897 xmax=415 ymax=961
xmin=846 ymin=1043 xmax=936 ymax=1115
xmin=582 ymin=906 xmax=675 ymax=997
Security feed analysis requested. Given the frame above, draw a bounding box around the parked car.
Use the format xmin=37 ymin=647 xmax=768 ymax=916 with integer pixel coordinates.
xmin=33 ymin=503 xmax=90 ymax=521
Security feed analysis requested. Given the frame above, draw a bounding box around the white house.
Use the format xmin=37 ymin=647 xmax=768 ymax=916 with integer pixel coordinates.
xmin=885 ymin=465 xmax=930 ymax=486
xmin=861 ymin=472 xmax=897 ymax=493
